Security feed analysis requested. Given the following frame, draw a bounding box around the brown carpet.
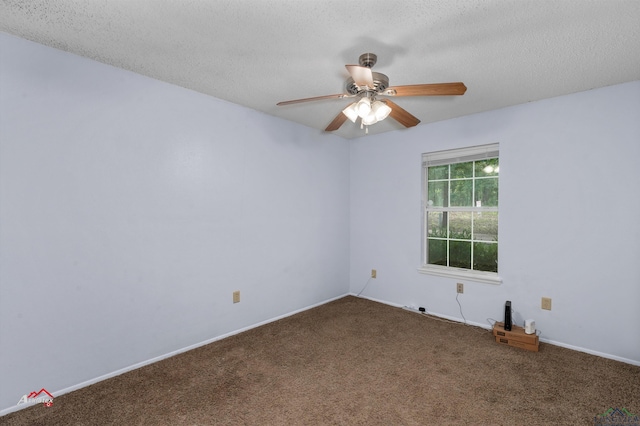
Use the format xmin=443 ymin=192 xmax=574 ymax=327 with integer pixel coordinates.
xmin=2 ymin=296 xmax=639 ymax=425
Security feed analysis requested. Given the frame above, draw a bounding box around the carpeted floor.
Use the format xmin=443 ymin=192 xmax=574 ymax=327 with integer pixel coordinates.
xmin=2 ymin=296 xmax=639 ymax=425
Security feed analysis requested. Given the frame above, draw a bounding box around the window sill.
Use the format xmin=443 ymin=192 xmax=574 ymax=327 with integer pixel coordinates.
xmin=417 ymin=266 xmax=502 ymax=285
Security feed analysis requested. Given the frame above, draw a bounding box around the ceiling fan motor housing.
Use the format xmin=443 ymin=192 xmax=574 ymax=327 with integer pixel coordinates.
xmin=345 ymin=72 xmax=389 ymax=95
xmin=345 ymin=53 xmax=388 ymax=95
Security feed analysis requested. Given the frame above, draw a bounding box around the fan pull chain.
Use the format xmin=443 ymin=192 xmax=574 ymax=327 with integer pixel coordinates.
xmin=359 ymin=118 xmax=369 ymax=134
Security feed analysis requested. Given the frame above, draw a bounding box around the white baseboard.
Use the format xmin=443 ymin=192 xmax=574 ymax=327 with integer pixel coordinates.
xmin=536 ymin=338 xmax=640 ymax=366
xmin=0 ymin=293 xmax=350 ymax=417
xmin=4 ymin=291 xmax=636 ymax=417
xmin=353 ymin=293 xmax=640 ymax=367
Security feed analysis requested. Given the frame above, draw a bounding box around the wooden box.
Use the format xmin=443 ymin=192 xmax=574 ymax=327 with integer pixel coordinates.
xmin=494 ymin=336 xmax=539 ymax=352
xmin=493 ymin=322 xmax=539 ymax=352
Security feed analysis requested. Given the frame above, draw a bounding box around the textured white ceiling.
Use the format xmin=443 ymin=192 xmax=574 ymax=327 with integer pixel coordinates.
xmin=1 ymin=0 xmax=639 ymax=139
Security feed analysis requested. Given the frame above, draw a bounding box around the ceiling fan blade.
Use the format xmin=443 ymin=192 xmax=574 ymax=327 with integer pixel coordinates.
xmin=345 ymin=65 xmax=374 ymax=88
xmin=325 ymin=111 xmax=349 ymax=131
xmin=384 ymin=82 xmax=467 ymax=97
xmin=277 ymin=94 xmax=348 ymax=106
xmin=385 ymin=100 xmax=421 ymax=128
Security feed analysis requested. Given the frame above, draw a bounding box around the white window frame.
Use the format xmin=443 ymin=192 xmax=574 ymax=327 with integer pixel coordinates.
xmin=417 ymin=143 xmax=502 ymax=284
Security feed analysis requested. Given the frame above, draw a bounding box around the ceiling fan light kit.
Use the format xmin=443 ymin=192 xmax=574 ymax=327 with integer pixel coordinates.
xmin=371 ymin=100 xmax=392 ymax=121
xmin=361 ymin=111 xmax=378 ymax=126
xmin=342 ymin=103 xmax=359 ymax=123
xmin=277 ymin=53 xmax=467 ymax=134
xmin=356 ymin=97 xmax=372 ymax=117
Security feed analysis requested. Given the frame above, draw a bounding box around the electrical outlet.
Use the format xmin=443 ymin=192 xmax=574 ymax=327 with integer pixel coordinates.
xmin=541 ymin=297 xmax=552 ymax=310
xmin=456 ymin=283 xmax=464 ymax=294
xmin=233 ymin=291 xmax=240 ymax=303
xmin=371 ymin=269 xmax=377 ymax=278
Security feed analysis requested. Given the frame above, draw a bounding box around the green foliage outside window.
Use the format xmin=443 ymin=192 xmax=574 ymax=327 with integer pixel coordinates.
xmin=426 ymin=158 xmax=498 ymax=273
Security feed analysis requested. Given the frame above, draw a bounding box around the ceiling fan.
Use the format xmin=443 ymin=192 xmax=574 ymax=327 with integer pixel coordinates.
xmin=277 ymin=53 xmax=467 ymax=133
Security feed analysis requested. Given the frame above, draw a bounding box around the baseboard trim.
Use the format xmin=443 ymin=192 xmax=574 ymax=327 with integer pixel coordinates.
xmin=536 ymin=338 xmax=640 ymax=366
xmin=0 ymin=293 xmax=350 ymax=417
xmin=353 ymin=293 xmax=640 ymax=367
xmin=5 ymin=291 xmax=635 ymax=416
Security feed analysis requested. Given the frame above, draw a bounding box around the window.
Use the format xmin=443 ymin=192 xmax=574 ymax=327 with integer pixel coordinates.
xmin=419 ymin=143 xmax=500 ymax=284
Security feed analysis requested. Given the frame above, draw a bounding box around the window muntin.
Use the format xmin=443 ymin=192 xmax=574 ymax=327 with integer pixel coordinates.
xmin=423 ymin=145 xmax=499 ymax=278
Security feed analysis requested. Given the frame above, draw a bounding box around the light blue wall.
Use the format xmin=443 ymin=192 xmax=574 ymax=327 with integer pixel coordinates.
xmin=0 ymin=33 xmax=350 ymax=412
xmin=2 ymin=30 xmax=639 ymax=415
xmin=349 ymin=80 xmax=640 ymax=364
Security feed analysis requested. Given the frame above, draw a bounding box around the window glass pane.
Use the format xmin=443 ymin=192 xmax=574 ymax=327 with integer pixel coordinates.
xmin=428 ymin=165 xmax=448 ymax=181
xmin=451 ymin=161 xmax=473 ymax=179
xmin=428 ymin=239 xmax=447 ymax=266
xmin=474 ymin=242 xmax=498 ymax=272
xmin=427 ymin=211 xmax=448 ymax=238
xmin=473 ymin=212 xmax=498 ymax=241
xmin=423 ymin=145 xmax=499 ymax=275
xmin=428 ymin=181 xmax=449 ymax=207
xmin=475 ymin=178 xmax=498 ymax=207
xmin=450 ymin=180 xmax=472 ymax=206
xmin=475 ymin=158 xmax=499 ymax=177
xmin=449 ymin=241 xmax=471 ymax=269
xmin=449 ymin=212 xmax=471 ymax=240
